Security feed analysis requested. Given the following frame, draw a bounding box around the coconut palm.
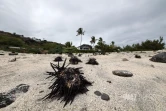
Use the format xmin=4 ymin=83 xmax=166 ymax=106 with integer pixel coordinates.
xmin=76 ymin=28 xmax=85 ymax=46
xmin=90 ymin=36 xmax=97 ymax=49
xmin=111 ymin=41 xmax=115 ymax=46
xmin=99 ymin=37 xmax=103 ymax=43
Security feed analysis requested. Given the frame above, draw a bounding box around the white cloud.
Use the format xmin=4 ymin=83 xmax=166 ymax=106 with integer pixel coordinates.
xmin=0 ymin=0 xmax=165 ymax=46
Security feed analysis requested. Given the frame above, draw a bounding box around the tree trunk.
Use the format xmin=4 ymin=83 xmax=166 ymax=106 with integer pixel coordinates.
xmin=93 ymin=43 xmax=94 ymax=50
xmin=80 ymin=35 xmax=82 ymax=46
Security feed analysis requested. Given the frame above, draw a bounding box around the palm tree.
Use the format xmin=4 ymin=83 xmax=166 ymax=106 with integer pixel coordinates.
xmin=99 ymin=37 xmax=103 ymax=43
xmin=90 ymin=36 xmax=97 ymax=49
xmin=111 ymin=41 xmax=115 ymax=46
xmin=76 ymin=28 xmax=85 ymax=47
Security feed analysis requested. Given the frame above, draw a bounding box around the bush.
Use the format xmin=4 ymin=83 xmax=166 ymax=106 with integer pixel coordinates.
xmin=0 ymin=36 xmax=24 ymax=47
xmin=122 ymin=37 xmax=165 ymax=51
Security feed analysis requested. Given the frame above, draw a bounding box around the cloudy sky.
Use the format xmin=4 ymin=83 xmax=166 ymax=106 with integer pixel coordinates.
xmin=0 ymin=0 xmax=165 ymax=47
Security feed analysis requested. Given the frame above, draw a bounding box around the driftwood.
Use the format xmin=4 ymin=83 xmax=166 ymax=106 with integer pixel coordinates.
xmin=9 ymin=53 xmax=18 ymax=55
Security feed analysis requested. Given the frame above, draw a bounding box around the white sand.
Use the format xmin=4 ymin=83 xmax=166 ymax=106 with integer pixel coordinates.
xmin=0 ymin=51 xmax=166 ymax=111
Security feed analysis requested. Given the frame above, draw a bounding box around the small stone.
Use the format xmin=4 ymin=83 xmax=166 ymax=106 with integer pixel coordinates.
xmin=122 ymin=58 xmax=129 ymax=61
xmin=112 ymin=70 xmax=133 ymax=77
xmin=150 ymin=64 xmax=155 ymax=68
xmin=135 ymin=54 xmax=141 ymax=58
xmin=101 ymin=93 xmax=110 ymax=101
xmin=94 ymin=91 xmax=102 ymax=96
xmin=107 ymin=81 xmax=112 ymax=83
xmin=39 ymin=90 xmax=44 ymax=93
xmin=80 ymin=107 xmax=87 ymax=111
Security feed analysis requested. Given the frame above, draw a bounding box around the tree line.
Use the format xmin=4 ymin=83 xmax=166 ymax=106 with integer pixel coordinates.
xmin=0 ymin=29 xmax=165 ymax=54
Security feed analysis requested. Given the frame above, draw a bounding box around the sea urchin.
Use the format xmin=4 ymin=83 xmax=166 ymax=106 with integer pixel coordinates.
xmin=44 ymin=59 xmax=92 ymax=107
xmin=86 ymin=58 xmax=99 ymax=65
xmin=54 ymin=56 xmax=63 ymax=62
xmin=69 ymin=56 xmax=82 ymax=65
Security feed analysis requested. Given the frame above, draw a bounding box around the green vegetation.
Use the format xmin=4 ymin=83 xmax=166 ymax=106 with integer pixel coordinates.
xmin=122 ymin=37 xmax=165 ymax=51
xmin=0 ymin=30 xmax=165 ymax=54
xmin=0 ymin=31 xmax=64 ymax=54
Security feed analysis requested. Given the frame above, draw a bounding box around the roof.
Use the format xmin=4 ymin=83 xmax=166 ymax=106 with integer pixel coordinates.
xmin=78 ymin=44 xmax=92 ymax=48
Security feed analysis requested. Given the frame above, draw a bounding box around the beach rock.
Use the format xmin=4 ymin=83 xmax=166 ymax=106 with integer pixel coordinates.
xmin=149 ymin=52 xmax=166 ymax=63
xmin=101 ymin=93 xmax=110 ymax=101
xmin=107 ymin=80 xmax=112 ymax=83
xmin=0 ymin=54 xmax=4 ymax=55
xmin=0 ymin=93 xmax=15 ymax=108
xmin=94 ymin=91 xmax=102 ymax=96
xmin=135 ymin=54 xmax=141 ymax=58
xmin=112 ymin=70 xmax=133 ymax=77
xmin=122 ymin=58 xmax=129 ymax=61
xmin=0 ymin=84 xmax=29 ymax=108
xmin=8 ymin=84 xmax=29 ymax=95
xmin=39 ymin=90 xmax=44 ymax=93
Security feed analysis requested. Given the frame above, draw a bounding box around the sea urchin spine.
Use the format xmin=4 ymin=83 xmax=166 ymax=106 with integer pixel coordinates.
xmin=44 ymin=59 xmax=92 ymax=107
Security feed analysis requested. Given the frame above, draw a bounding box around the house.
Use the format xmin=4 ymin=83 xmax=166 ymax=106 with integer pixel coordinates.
xmin=78 ymin=44 xmax=92 ymax=50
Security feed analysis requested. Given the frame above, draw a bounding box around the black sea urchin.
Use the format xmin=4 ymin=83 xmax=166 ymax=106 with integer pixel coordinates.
xmin=86 ymin=58 xmax=99 ymax=65
xmin=44 ymin=59 xmax=92 ymax=107
xmin=54 ymin=56 xmax=63 ymax=62
xmin=69 ymin=56 xmax=82 ymax=65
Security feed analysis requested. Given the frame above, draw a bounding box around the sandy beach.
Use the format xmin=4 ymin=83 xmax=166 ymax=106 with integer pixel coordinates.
xmin=0 ymin=51 xmax=166 ymax=111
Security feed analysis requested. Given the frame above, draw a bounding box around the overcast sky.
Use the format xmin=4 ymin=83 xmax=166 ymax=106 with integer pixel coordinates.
xmin=0 ymin=0 xmax=165 ymax=47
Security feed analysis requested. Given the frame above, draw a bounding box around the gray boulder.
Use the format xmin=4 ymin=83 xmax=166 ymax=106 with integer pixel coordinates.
xmin=0 ymin=84 xmax=29 ymax=109
xmin=149 ymin=52 xmax=166 ymax=63
xmin=0 ymin=93 xmax=15 ymax=108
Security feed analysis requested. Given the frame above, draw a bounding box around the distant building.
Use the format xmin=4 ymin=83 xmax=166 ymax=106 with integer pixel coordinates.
xmin=77 ymin=44 xmax=92 ymax=50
